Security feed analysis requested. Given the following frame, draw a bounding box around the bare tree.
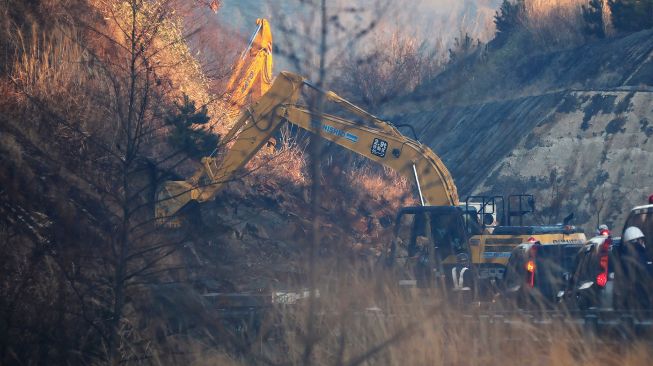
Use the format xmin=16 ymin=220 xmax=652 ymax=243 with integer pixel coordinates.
xmin=1 ymin=0 xmax=227 ymax=362
xmin=79 ymin=1 xmax=219 ymax=363
xmin=333 ymin=27 xmax=443 ymax=110
xmin=265 ymin=2 xmax=434 ymax=365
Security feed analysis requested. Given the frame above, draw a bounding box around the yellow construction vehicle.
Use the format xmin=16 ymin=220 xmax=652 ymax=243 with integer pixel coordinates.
xmin=389 ymin=196 xmax=586 ymax=297
xmin=156 ymin=71 xmax=586 ymax=295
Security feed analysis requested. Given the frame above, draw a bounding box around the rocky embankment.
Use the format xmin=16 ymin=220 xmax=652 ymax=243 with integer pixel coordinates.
xmin=388 ymin=29 xmax=653 ymax=231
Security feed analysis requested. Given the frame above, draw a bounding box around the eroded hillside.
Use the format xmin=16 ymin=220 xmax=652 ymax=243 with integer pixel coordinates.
xmin=388 ymin=29 xmax=653 ymax=231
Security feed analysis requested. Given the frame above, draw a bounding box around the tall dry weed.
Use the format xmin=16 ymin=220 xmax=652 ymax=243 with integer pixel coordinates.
xmin=334 ymin=26 xmax=443 ymax=109
xmin=6 ymin=21 xmax=120 ymax=164
xmin=230 ymin=262 xmax=653 ymax=366
xmin=524 ymin=0 xmax=587 ymax=47
xmin=11 ymin=24 xmax=97 ymax=113
xmin=243 ymin=124 xmax=310 ymax=188
xmin=347 ymin=164 xmax=414 ymax=211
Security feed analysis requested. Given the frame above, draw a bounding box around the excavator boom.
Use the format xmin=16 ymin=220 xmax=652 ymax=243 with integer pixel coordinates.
xmin=278 ymin=106 xmax=458 ymax=206
xmin=156 ymin=72 xmax=458 ymax=223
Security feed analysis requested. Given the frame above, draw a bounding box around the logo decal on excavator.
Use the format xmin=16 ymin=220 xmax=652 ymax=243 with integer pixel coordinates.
xmin=314 ymin=123 xmax=359 ymax=143
xmin=371 ymin=138 xmax=388 ymax=157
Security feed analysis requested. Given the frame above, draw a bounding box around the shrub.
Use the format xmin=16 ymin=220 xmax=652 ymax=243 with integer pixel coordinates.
xmin=492 ymin=0 xmax=588 ymax=51
xmin=494 ymin=0 xmax=527 ymax=47
xmin=332 ymin=27 xmax=443 ymax=110
xmin=166 ymin=94 xmax=218 ymax=159
xmin=608 ymin=0 xmax=653 ymax=32
xmin=582 ymin=0 xmax=609 ymax=38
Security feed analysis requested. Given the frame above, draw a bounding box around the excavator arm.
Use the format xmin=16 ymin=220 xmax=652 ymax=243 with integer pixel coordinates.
xmin=203 ymin=18 xmax=274 ymax=133
xmin=156 ymin=71 xmax=458 ymax=223
xmin=277 ymin=105 xmax=458 ymax=206
xmin=156 ymin=72 xmax=303 ymax=222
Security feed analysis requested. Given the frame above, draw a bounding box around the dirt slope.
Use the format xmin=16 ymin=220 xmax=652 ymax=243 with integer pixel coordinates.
xmin=386 ymin=29 xmax=653 ymax=231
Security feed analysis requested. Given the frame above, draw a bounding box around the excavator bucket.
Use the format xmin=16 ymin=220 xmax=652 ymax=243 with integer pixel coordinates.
xmin=155 ymin=180 xmax=197 ymax=227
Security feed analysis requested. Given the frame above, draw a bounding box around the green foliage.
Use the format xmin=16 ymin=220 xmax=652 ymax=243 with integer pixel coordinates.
xmin=448 ymin=33 xmax=481 ymax=64
xmin=608 ymin=0 xmax=653 ymax=32
xmin=165 ymin=95 xmax=218 ymax=159
xmin=582 ymin=0 xmax=607 ymax=38
xmin=493 ymin=0 xmax=526 ymax=47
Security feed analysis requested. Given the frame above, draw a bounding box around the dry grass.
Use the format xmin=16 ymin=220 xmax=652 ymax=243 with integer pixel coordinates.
xmin=334 ymin=25 xmax=443 ymax=109
xmin=346 ymin=164 xmax=415 ymax=212
xmin=203 ymin=264 xmax=653 ymax=366
xmin=523 ymin=0 xmax=587 ymax=47
xmin=10 ymin=23 xmax=104 ymax=129
xmin=244 ymin=126 xmax=310 ymax=188
xmin=525 ymin=0 xmax=586 ymax=17
xmin=91 ymin=0 xmax=211 ymax=104
xmin=89 ymin=0 xmax=239 ymax=137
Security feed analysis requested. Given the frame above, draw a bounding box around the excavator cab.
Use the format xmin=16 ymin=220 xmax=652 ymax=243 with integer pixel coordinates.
xmin=386 ymin=206 xmax=477 ymax=289
xmin=465 ymin=195 xmax=503 ymax=227
xmin=464 ymin=194 xmax=536 ymax=228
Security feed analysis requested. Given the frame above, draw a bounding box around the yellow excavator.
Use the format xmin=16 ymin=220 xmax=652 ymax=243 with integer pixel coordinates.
xmin=155 ymin=71 xmax=586 ymax=296
xmin=156 ymin=71 xmax=457 ymax=220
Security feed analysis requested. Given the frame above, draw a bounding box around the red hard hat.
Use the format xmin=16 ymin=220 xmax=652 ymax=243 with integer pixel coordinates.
xmin=527 ymin=237 xmax=537 ymax=243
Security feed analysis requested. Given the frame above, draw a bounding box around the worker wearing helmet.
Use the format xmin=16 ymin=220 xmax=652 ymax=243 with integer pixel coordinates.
xmin=452 ymin=252 xmax=474 ymax=306
xmin=597 ymin=224 xmax=610 ymax=237
xmin=621 ymin=226 xmax=653 ymax=309
xmin=624 ymin=226 xmax=646 ymax=247
xmin=623 ymin=227 xmax=648 ymax=265
xmin=527 ymin=237 xmax=541 ymax=245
